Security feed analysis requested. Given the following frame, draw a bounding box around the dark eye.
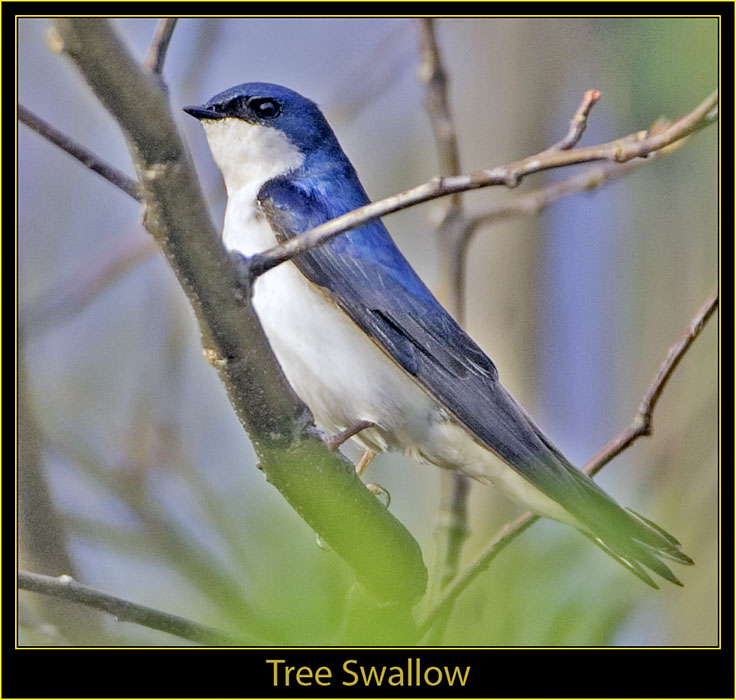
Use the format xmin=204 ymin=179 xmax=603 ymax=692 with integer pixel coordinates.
xmin=248 ymin=97 xmax=280 ymax=119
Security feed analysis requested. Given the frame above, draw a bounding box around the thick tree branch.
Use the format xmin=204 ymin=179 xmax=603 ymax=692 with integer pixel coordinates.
xmin=18 ymin=570 xmax=238 ymax=645
xmin=51 ymin=18 xmax=427 ymax=604
xmin=419 ymin=289 xmax=718 ymax=638
xmin=49 ymin=20 xmax=306 ymax=444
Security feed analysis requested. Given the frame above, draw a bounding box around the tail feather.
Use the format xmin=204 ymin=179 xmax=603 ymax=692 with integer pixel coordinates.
xmin=626 ymin=508 xmax=695 ymax=565
xmin=627 ymin=508 xmax=683 ymax=547
xmin=582 ymin=532 xmax=660 ymax=589
xmin=512 ymin=405 xmax=693 ymax=587
xmin=627 ymin=541 xmax=684 ymax=586
xmin=579 ymin=504 xmax=692 ymax=586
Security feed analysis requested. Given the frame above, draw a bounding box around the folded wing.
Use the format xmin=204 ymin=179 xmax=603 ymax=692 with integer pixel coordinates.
xmin=257 ymin=175 xmax=693 ymax=587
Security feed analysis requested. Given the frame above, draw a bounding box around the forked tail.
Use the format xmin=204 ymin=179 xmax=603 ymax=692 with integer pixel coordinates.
xmin=580 ymin=506 xmax=694 ymax=588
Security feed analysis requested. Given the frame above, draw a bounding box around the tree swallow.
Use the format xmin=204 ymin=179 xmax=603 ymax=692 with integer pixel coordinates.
xmin=184 ymin=82 xmax=693 ymax=588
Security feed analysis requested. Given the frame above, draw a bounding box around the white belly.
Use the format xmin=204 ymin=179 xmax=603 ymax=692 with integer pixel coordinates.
xmin=222 ymin=193 xmax=572 ymax=524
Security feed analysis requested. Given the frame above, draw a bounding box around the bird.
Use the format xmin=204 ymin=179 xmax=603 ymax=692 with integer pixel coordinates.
xmin=184 ymin=82 xmax=693 ymax=588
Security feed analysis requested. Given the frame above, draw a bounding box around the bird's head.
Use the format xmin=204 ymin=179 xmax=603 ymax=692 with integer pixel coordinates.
xmin=184 ymin=82 xmax=340 ymax=193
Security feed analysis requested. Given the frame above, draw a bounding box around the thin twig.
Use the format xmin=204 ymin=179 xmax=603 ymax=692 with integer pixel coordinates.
xmin=418 ymin=289 xmax=718 ymax=639
xmin=449 ymin=89 xmax=603 ymax=324
xmin=415 ymin=18 xmax=461 ymax=197
xmin=467 ymin=154 xmax=657 ymax=235
xmin=547 ymin=89 xmax=601 ymax=151
xmin=144 ymin=18 xmax=178 ymax=74
xmin=18 ymin=570 xmax=239 ymax=645
xmin=18 ymin=104 xmax=141 ymax=201
xmin=464 ymin=114 xmax=683 ymax=242
xmin=248 ymin=91 xmax=718 ymax=279
xmin=584 ymin=289 xmax=719 ymax=478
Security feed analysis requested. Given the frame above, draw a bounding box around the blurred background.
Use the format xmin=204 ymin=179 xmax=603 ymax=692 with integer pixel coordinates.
xmin=18 ymin=17 xmax=718 ymax=646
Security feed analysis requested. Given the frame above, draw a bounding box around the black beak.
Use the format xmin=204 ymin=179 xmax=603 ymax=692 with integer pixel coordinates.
xmin=183 ymin=105 xmax=223 ymax=120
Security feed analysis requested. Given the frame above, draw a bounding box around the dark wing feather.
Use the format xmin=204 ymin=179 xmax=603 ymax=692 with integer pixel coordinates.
xmin=257 ymin=176 xmax=692 ymax=585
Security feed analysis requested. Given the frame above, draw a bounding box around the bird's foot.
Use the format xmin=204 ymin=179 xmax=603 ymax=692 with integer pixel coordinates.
xmin=354 ymin=448 xmax=376 ymax=476
xmin=325 ymin=420 xmax=375 ymax=451
xmin=365 ymin=481 xmax=391 ymax=508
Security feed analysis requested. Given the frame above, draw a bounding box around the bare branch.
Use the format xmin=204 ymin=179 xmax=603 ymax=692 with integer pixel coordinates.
xmin=249 ymin=90 xmax=718 ymax=278
xmin=464 ymin=114 xmax=683 ymax=240
xmin=18 ymin=570 xmax=238 ymax=645
xmin=467 ymin=154 xmax=656 ymax=234
xmin=51 ymin=17 xmax=427 ymax=605
xmin=419 ymin=289 xmax=718 ymax=638
xmin=547 ymin=89 xmax=601 ymax=151
xmin=414 ymin=17 xmax=465 ymax=316
xmin=415 ymin=18 xmax=461 ymax=191
xmin=144 ymin=18 xmax=178 ymax=74
xmin=584 ymin=289 xmax=719 ymax=478
xmin=415 ymin=18 xmax=471 ymax=612
xmin=19 ymin=104 xmax=141 ymax=201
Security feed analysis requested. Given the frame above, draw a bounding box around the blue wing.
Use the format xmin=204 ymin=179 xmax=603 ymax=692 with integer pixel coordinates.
xmin=257 ymin=172 xmax=691 ymax=586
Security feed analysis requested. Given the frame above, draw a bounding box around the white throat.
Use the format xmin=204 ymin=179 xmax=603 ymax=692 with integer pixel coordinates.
xmin=201 ymin=118 xmax=305 ymax=257
xmin=201 ymin=118 xmax=304 ymax=196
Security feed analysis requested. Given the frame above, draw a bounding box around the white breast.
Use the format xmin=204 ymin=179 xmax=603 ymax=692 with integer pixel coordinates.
xmin=202 ymin=117 xmax=437 ymax=452
xmin=222 ymin=184 xmax=438 ymax=454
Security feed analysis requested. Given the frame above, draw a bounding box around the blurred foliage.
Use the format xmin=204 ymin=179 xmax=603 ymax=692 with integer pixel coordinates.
xmin=18 ymin=17 xmax=718 ymax=646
